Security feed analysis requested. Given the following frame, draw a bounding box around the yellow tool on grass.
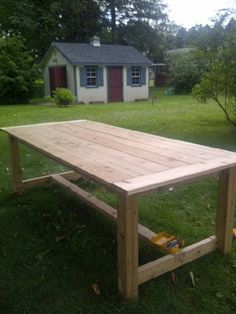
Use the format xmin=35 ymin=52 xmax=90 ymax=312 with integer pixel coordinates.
xmin=150 ymin=232 xmax=184 ymax=254
xmin=150 ymin=228 xmax=236 ymax=255
xmin=232 ymin=229 xmax=236 ymax=239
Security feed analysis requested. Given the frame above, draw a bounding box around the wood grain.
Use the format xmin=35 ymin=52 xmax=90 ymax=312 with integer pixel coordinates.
xmin=216 ymin=167 xmax=236 ymax=254
xmin=8 ymin=135 xmax=22 ymax=193
xmin=113 ymin=158 xmax=236 ymax=195
xmin=117 ymin=195 xmax=139 ymax=300
xmin=138 ymin=236 xmax=217 ymax=285
xmin=2 ymin=120 xmax=236 ymax=194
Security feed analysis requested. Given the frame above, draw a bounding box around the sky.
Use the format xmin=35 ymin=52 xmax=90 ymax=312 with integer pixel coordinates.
xmin=165 ymin=0 xmax=235 ymax=28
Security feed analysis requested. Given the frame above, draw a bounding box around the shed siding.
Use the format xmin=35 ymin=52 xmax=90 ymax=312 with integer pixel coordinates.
xmin=76 ymin=66 xmax=107 ymax=103
xmin=43 ymin=49 xmax=74 ymax=97
xmin=123 ymin=67 xmax=149 ymax=102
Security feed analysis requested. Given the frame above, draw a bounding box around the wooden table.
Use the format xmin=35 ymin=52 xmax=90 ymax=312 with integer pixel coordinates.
xmin=2 ymin=120 xmax=236 ymax=301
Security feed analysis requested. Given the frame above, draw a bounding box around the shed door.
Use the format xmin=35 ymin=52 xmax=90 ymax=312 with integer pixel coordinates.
xmin=49 ymin=66 xmax=67 ymax=95
xmin=108 ymin=67 xmax=123 ymax=102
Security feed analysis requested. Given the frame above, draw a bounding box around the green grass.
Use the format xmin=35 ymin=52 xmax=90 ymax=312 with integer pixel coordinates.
xmin=1 ymin=89 xmax=236 ymax=313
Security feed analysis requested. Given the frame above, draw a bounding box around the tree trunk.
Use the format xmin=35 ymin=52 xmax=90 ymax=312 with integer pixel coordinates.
xmin=110 ymin=0 xmax=117 ymax=43
xmin=214 ymin=97 xmax=236 ymax=128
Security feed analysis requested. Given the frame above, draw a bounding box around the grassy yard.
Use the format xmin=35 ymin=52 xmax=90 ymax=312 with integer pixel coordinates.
xmin=0 ymin=89 xmax=236 ymax=314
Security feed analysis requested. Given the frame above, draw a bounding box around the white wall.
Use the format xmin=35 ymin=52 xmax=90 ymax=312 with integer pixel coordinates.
xmin=123 ymin=67 xmax=149 ymax=102
xmin=43 ymin=49 xmax=74 ymax=97
xmin=75 ymin=66 xmax=108 ymax=103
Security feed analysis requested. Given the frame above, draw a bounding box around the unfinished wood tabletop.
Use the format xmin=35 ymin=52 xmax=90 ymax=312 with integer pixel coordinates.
xmin=2 ymin=120 xmax=236 ymax=195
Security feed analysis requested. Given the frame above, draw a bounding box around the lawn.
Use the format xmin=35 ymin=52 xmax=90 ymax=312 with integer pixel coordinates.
xmin=0 ymin=89 xmax=236 ymax=314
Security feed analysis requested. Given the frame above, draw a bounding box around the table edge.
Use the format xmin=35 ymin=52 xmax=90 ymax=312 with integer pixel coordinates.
xmin=0 ymin=119 xmax=87 ymax=132
xmin=112 ymin=158 xmax=236 ymax=196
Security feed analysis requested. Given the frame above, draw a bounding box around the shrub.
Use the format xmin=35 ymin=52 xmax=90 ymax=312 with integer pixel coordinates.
xmin=0 ymin=36 xmax=39 ymax=104
xmin=165 ymin=50 xmax=206 ymax=94
xmin=53 ymin=88 xmax=76 ymax=106
xmin=33 ymin=79 xmax=44 ymax=98
xmin=44 ymin=96 xmax=54 ymax=103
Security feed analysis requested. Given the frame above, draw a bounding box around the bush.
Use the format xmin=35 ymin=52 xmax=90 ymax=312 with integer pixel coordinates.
xmin=166 ymin=50 xmax=207 ymax=94
xmin=0 ymin=36 xmax=39 ymax=104
xmin=33 ymin=79 xmax=44 ymax=98
xmin=53 ymin=88 xmax=76 ymax=106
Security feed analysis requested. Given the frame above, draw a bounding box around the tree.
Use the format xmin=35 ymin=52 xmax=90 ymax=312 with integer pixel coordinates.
xmin=166 ymin=49 xmax=207 ymax=94
xmin=173 ymin=27 xmax=188 ymax=48
xmin=185 ymin=24 xmax=212 ymax=47
xmin=192 ymin=11 xmax=236 ymax=127
xmin=54 ymin=0 xmax=102 ymax=43
xmin=0 ymin=0 xmax=168 ymax=61
xmin=0 ymin=0 xmax=58 ymax=57
xmin=117 ymin=20 xmax=164 ymax=62
xmin=0 ymin=0 xmax=102 ymax=58
xmin=100 ymin=0 xmax=167 ymax=43
xmin=0 ymin=36 xmax=39 ymax=104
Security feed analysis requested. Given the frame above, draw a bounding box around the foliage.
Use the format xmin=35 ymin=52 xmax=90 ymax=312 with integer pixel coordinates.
xmin=192 ymin=11 xmax=236 ymax=127
xmin=0 ymin=36 xmax=39 ymax=104
xmin=33 ymin=79 xmax=44 ymax=98
xmin=117 ymin=20 xmax=164 ymax=62
xmin=100 ymin=0 xmax=167 ymax=43
xmin=0 ymin=0 xmax=168 ymax=62
xmin=0 ymin=0 xmax=235 ymax=73
xmin=53 ymin=88 xmax=76 ymax=106
xmin=0 ymin=0 xmax=235 ymax=66
xmin=0 ymin=0 xmax=102 ymax=58
xmin=166 ymin=50 xmax=206 ymax=94
xmin=54 ymin=0 xmax=102 ymax=43
xmin=164 ymin=9 xmax=236 ymax=51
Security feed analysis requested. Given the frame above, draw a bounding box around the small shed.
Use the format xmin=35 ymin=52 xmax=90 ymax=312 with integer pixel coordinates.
xmin=42 ymin=36 xmax=152 ymax=103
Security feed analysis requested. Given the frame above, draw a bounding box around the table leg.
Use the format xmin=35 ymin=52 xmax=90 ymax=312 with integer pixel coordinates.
xmin=8 ymin=135 xmax=22 ymax=193
xmin=117 ymin=194 xmax=138 ymax=301
xmin=216 ymin=167 xmax=236 ymax=254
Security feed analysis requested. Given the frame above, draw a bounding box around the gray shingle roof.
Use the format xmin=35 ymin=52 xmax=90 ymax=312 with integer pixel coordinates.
xmin=52 ymin=42 xmax=152 ymax=66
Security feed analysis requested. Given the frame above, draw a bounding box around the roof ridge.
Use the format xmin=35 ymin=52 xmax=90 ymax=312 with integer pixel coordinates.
xmin=50 ymin=42 xmax=152 ymax=65
xmin=54 ymin=42 xmax=134 ymax=47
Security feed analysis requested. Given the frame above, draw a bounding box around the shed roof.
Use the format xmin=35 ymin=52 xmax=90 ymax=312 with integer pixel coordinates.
xmin=52 ymin=42 xmax=152 ymax=66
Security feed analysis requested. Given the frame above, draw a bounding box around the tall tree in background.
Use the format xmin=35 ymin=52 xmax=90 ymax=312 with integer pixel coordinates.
xmin=118 ymin=20 xmax=164 ymax=62
xmin=0 ymin=0 xmax=168 ymax=61
xmin=99 ymin=0 xmax=167 ymax=44
xmin=0 ymin=0 xmax=102 ymax=58
xmin=54 ymin=0 xmax=102 ymax=42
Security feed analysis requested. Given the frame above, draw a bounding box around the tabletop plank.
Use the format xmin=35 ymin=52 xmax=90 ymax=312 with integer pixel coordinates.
xmin=54 ymin=123 xmax=187 ymax=168
xmin=68 ymin=123 xmax=214 ymax=164
xmin=113 ymin=157 xmax=236 ymax=195
xmin=2 ymin=120 xmax=236 ymax=194
xmin=79 ymin=120 xmax=236 ymax=159
xmin=34 ymin=125 xmax=170 ymax=175
xmin=4 ymin=129 xmax=135 ymax=184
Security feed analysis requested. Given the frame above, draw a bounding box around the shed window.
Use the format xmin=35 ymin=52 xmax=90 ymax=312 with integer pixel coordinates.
xmin=131 ymin=67 xmax=141 ymax=86
xmin=86 ymin=67 xmax=97 ymax=87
